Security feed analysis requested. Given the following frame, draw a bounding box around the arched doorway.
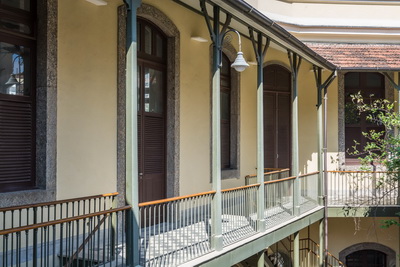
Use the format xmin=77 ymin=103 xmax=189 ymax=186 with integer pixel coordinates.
xmin=137 ymin=18 xmax=167 ymax=203
xmin=340 ymin=242 xmax=396 ymax=267
xmin=346 ymin=249 xmax=386 ymax=267
xmin=263 ymin=64 xmax=291 ymax=169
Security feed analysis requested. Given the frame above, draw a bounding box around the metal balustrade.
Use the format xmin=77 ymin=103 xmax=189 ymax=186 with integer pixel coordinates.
xmin=0 ymin=193 xmax=118 ymax=231
xmin=0 ymin=206 xmax=130 ymax=267
xmin=1 ymin=171 xmax=329 ymax=267
xmin=221 ymin=185 xmax=258 ymax=246
xmin=264 ymin=176 xmax=295 ymax=229
xmin=327 ymin=171 xmax=398 ymax=206
xmin=299 ymin=172 xmax=320 ymax=213
xmin=138 ymin=191 xmax=214 ymax=266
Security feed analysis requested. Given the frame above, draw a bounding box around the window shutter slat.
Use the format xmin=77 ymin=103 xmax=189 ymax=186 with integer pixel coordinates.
xmin=0 ymin=100 xmax=35 ymax=190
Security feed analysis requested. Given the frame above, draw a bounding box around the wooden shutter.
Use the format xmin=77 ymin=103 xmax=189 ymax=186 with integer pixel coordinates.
xmin=264 ymin=92 xmax=276 ymax=168
xmin=277 ymin=94 xmax=291 ymax=168
xmin=0 ymin=99 xmax=35 ymax=192
xmin=144 ymin=116 xmax=165 ymax=173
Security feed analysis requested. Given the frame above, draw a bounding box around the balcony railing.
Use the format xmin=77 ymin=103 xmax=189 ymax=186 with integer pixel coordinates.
xmin=1 ymin=172 xmax=325 ymax=267
xmin=139 ymin=171 xmax=320 ymax=266
xmin=4 ymin=170 xmax=398 ymax=266
xmin=0 ymin=192 xmax=118 ymax=231
xmin=0 ymin=193 xmax=130 ymax=267
xmin=327 ymin=171 xmax=398 ymax=206
xmin=296 ymin=238 xmax=345 ymax=267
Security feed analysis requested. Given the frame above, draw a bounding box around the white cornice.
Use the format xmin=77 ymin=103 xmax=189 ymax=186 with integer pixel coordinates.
xmin=278 ymin=21 xmax=400 ymax=42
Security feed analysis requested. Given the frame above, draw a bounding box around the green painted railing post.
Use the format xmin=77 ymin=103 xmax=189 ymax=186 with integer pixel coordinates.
xmin=288 ymin=52 xmax=301 ymax=216
xmin=249 ymin=29 xmax=270 ymax=232
xmin=33 ymin=207 xmax=37 ymax=267
xmin=125 ymin=0 xmax=142 ymax=266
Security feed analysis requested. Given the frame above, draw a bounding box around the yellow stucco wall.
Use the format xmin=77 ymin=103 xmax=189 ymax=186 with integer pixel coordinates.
xmin=57 ymin=0 xmax=122 ymax=199
xmin=328 ymin=217 xmax=399 ymax=266
xmin=56 ymin=0 xmax=338 ymax=199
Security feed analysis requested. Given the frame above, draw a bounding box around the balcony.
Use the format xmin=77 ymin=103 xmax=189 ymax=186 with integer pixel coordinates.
xmin=0 ymin=170 xmax=397 ymax=266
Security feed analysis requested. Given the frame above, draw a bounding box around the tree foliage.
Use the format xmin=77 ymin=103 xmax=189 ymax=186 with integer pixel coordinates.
xmin=350 ymin=92 xmax=400 ymax=227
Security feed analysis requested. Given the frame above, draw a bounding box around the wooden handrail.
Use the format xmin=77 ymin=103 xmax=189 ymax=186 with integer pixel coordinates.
xmin=221 ymin=183 xmax=260 ymax=193
xmin=0 ymin=192 xmax=119 ymax=213
xmin=0 ymin=205 xmax=131 ymax=235
xmin=264 ymin=176 xmax=296 ymax=184
xmin=299 ymin=171 xmax=320 ymax=178
xmin=245 ymin=168 xmax=290 ymax=179
xmin=139 ymin=191 xmax=216 ymax=207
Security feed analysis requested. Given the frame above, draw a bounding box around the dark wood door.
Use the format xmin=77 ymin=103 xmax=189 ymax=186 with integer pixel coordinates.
xmin=137 ymin=64 xmax=166 ymax=203
xmin=263 ymin=65 xmax=291 ymax=169
xmin=137 ymin=19 xmax=167 ymax=203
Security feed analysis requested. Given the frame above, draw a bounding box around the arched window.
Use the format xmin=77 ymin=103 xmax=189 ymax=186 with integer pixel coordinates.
xmin=344 ymin=72 xmax=385 ymax=159
xmin=263 ymin=64 xmax=291 ymax=169
xmin=346 ymin=249 xmax=386 ymax=267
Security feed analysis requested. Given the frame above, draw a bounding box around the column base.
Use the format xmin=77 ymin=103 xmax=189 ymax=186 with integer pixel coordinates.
xmin=212 ymin=234 xmax=224 ymax=251
xmin=258 ymin=219 xmax=266 ymax=232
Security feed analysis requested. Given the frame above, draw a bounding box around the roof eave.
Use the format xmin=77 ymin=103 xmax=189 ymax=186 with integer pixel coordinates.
xmin=212 ymin=0 xmax=337 ymax=70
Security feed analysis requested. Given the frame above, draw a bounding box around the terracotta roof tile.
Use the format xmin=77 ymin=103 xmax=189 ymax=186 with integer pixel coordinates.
xmin=305 ymin=43 xmax=400 ymax=70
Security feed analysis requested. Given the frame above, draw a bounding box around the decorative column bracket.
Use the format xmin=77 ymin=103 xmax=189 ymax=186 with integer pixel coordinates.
xmin=287 ymin=51 xmax=302 ymax=216
xmin=200 ymin=0 xmax=231 ymax=251
xmin=249 ymin=28 xmax=270 ymax=232
xmin=201 ymin=0 xmax=232 ymax=50
xmin=313 ymin=66 xmax=336 ymax=267
xmin=124 ymin=0 xmax=142 ymax=266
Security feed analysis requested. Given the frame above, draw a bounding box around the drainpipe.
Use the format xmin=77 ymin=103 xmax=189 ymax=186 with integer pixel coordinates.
xmin=249 ymin=29 xmax=270 ymax=233
xmin=125 ymin=0 xmax=142 ymax=266
xmin=288 ymin=51 xmax=302 ymax=216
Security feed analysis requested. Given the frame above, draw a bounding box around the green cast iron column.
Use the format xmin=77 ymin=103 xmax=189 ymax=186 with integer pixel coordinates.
xmin=250 ymin=29 xmax=269 ymax=232
xmin=257 ymin=250 xmax=266 ymax=267
xmin=319 ymin=219 xmax=324 ymax=267
xmin=200 ymin=0 xmax=225 ymax=250
xmin=210 ymin=5 xmax=223 ymax=250
xmin=315 ymin=67 xmax=324 ymax=207
xmin=288 ymin=52 xmax=301 ymax=216
xmin=125 ymin=0 xmax=142 ymax=266
xmin=256 ymin=32 xmax=265 ymax=232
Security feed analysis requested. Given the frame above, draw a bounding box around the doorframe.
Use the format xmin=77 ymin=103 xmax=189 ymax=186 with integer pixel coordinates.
xmin=117 ymin=4 xmax=180 ymax=205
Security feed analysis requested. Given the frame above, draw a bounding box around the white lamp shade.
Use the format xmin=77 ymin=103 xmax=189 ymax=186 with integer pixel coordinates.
xmin=231 ymin=52 xmax=249 ymax=72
